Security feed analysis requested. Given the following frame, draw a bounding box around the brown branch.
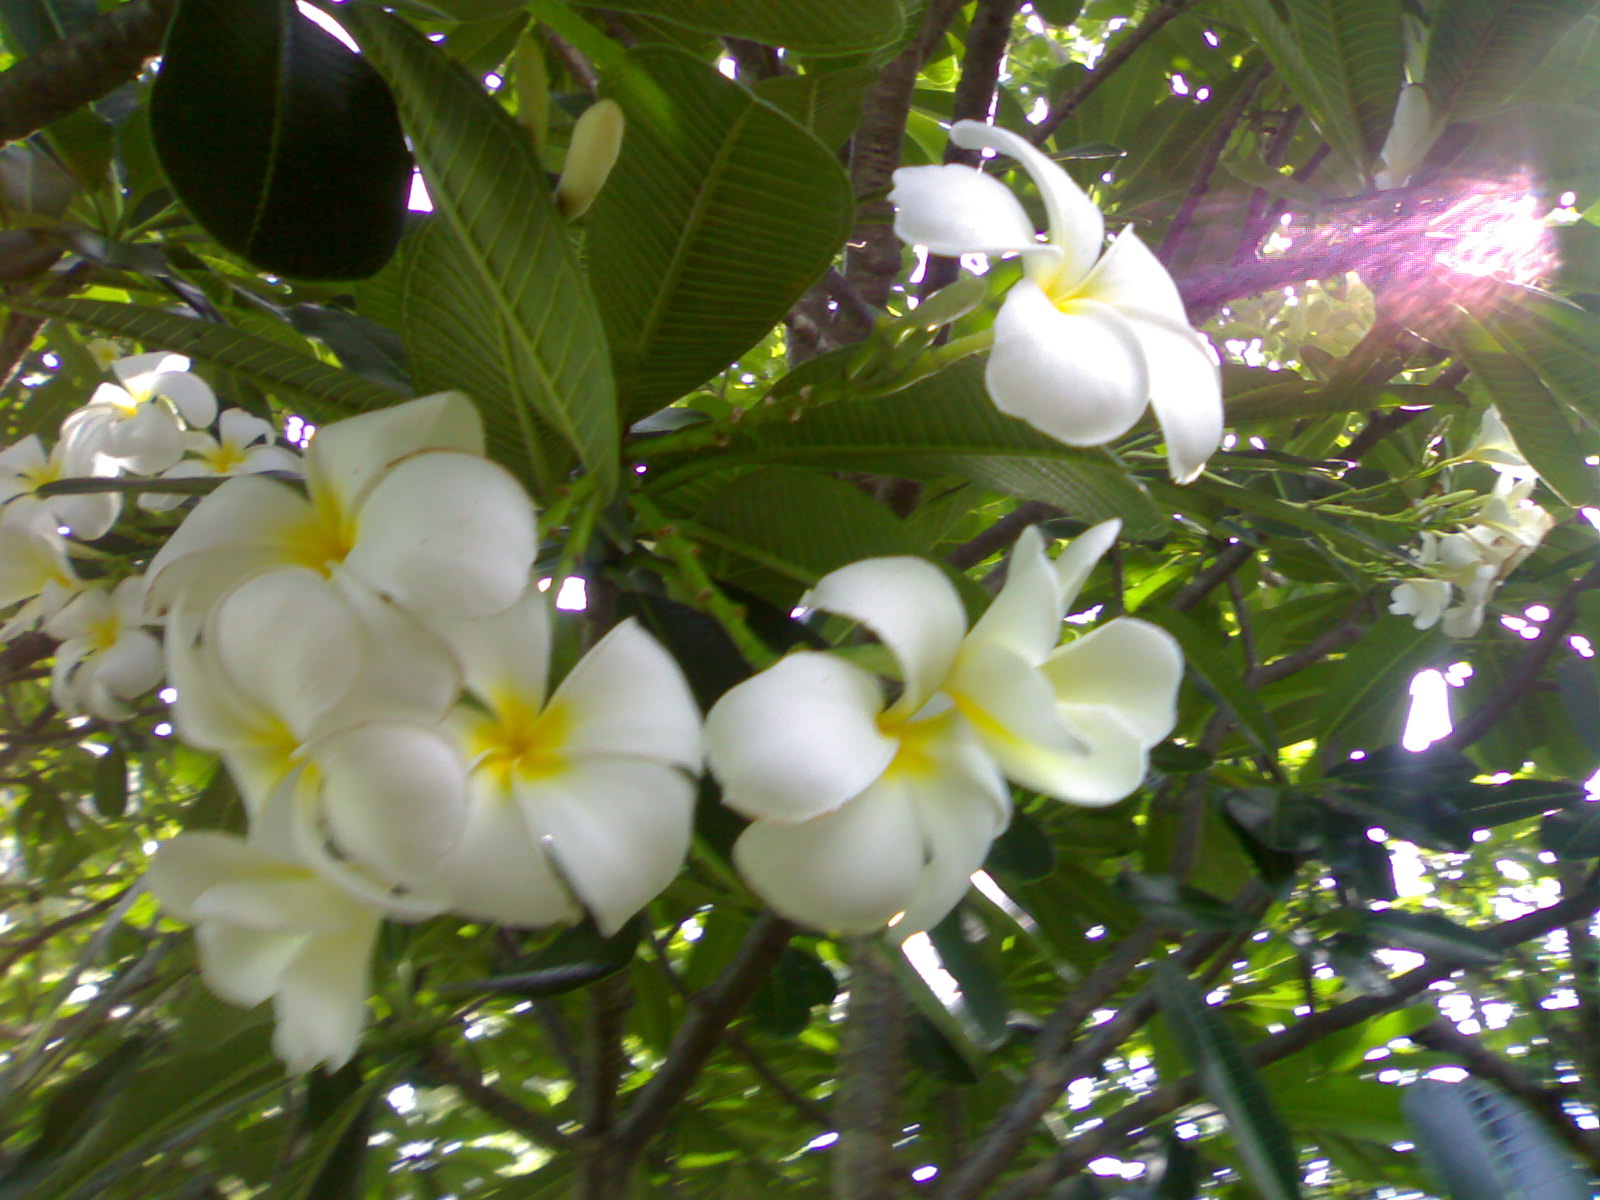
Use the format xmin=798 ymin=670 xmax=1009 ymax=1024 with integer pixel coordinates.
xmin=946 ymin=501 xmax=1057 ymax=570
xmin=1172 ymin=540 xmax=1255 ymax=611
xmin=418 ymin=1044 xmax=571 ymax=1151
xmin=0 ymin=0 xmax=172 ymax=147
xmin=1248 ymin=595 xmax=1374 ymax=686
xmin=833 ymin=941 xmax=907 ymax=1199
xmin=607 ymin=912 xmax=793 ymax=1161
xmin=1030 ymin=0 xmax=1205 ymax=146
xmin=845 ymin=0 xmax=965 ymax=308
xmin=1441 ymin=556 xmax=1600 ymax=750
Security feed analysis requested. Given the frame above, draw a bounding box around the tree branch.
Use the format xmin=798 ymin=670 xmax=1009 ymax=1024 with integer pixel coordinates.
xmin=833 ymin=941 xmax=907 ymax=1199
xmin=418 ymin=1044 xmax=572 ymax=1152
xmin=0 ymin=0 xmax=172 ymax=147
xmin=946 ymin=501 xmax=1057 ymax=570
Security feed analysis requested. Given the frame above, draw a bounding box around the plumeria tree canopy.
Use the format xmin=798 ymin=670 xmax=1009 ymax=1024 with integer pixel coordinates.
xmin=7 ymin=2 xmax=1600 ymax=1199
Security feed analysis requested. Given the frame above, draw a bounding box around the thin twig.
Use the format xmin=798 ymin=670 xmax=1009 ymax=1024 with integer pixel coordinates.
xmin=419 ymin=1044 xmax=572 ymax=1151
xmin=946 ymin=501 xmax=1057 ymax=570
xmin=1172 ymin=540 xmax=1255 ymax=611
xmin=833 ymin=941 xmax=907 ymax=1199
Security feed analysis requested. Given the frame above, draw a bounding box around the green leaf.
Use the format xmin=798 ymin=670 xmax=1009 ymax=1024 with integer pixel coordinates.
xmin=983 ymin=808 xmax=1056 ymax=883
xmin=1264 ymin=1074 xmax=1409 ymax=1145
xmin=0 ymin=296 xmax=406 ymax=416
xmin=90 ymin=745 xmax=125 ymax=820
xmin=588 ymin=47 xmax=854 ymax=419
xmin=339 ymin=5 xmax=618 ymax=497
xmin=271 ymin=1065 xmax=390 ymax=1200
xmin=1307 ymin=617 xmax=1445 ymax=747
xmin=752 ymin=67 xmax=876 ymax=151
xmin=749 ymin=947 xmax=838 ymax=1038
xmin=1154 ymin=962 xmax=1303 ymax=1200
xmin=569 ymin=0 xmax=903 ymax=55
xmin=1540 ymin=803 xmax=1600 ymax=859
xmin=451 ymin=918 xmax=644 ymax=997
xmin=1360 ymin=910 xmax=1503 ymax=966
xmin=149 ymin=0 xmax=409 ymax=280
xmin=1233 ymin=0 xmax=1400 ymax=171
xmin=1453 ymin=310 xmax=1599 ymax=505
xmin=1403 ymin=1078 xmax=1591 ymax=1200
xmin=928 ymin=908 xmax=1011 ymax=1049
xmin=1117 ymin=871 xmax=1257 ymax=932
xmin=1423 ymin=0 xmax=1599 ymax=122
xmin=652 ymin=358 xmax=1167 ymax=536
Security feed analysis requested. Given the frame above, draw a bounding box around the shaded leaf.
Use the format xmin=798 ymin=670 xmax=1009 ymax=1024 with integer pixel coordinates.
xmin=569 ymin=0 xmax=903 ymax=55
xmin=1361 ymin=910 xmax=1503 ymax=966
xmin=453 ymin=918 xmax=644 ymax=997
xmin=1403 ymin=1078 xmax=1591 ymax=1200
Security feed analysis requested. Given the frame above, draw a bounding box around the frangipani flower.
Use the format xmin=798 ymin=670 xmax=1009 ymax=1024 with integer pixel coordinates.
xmin=1374 ymin=83 xmax=1434 ymax=191
xmin=1461 ymin=407 xmax=1535 ymax=480
xmin=146 ymin=392 xmax=536 ymax=624
xmin=45 ymin=576 xmax=162 ymax=720
xmin=890 ymin=121 xmax=1223 ymax=482
xmin=140 ymin=409 xmax=302 ymax=512
xmin=166 ymin=567 xmax=468 ymax=888
xmin=0 ymin=433 xmax=119 ymax=540
xmin=58 ymin=353 xmax=218 ymax=475
xmin=705 ymin=522 xmax=1182 ymax=936
xmin=1390 ymin=480 xmax=1555 ymax=637
xmin=0 ymin=505 xmax=81 ymax=640
xmin=417 ymin=586 xmax=702 ymax=935
xmin=145 ymin=820 xmax=387 ymax=1073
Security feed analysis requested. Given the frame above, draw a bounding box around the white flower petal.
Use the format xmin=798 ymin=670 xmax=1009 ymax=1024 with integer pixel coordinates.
xmin=344 ymin=452 xmax=537 ymax=618
xmin=950 ymin=120 xmax=1105 ymax=284
xmin=987 ymin=283 xmax=1149 ymax=446
xmin=145 ymin=475 xmax=311 ymax=613
xmin=271 ymin=920 xmax=379 ymax=1073
xmin=806 ymin=556 xmax=966 ymax=714
xmin=964 ymin=526 xmax=1061 ymax=664
xmin=1044 ymin=618 xmax=1182 ymax=746
xmin=546 ymin=619 xmax=701 ymax=771
xmin=706 ymin=652 xmax=896 ymax=823
xmin=103 ymin=402 xmax=184 ymax=474
xmin=523 ymin=759 xmax=695 ymax=935
xmin=192 ymin=877 xmax=364 ymax=933
xmin=146 ymin=832 xmax=263 ymax=919
xmin=313 ymin=721 xmax=469 ymax=884
xmin=1027 ymin=705 xmax=1151 ymax=804
xmin=164 ymin=622 xmax=280 ymax=757
xmin=1053 ymin=519 xmax=1121 ymax=613
xmin=305 ymin=392 xmax=484 ymax=513
xmin=147 ymin=370 xmax=218 ymax=428
xmin=733 ymin=776 xmax=926 ymax=934
xmin=893 ymin=765 xmax=1008 ymax=938
xmin=196 ymin=923 xmax=304 ymax=1007
xmin=889 ymin=164 xmax=1042 ymax=257
xmin=437 ymin=582 xmax=551 ymax=707
xmin=217 ymin=408 xmax=277 ymax=447
xmin=1077 ymin=227 xmax=1188 ymax=325
xmin=1120 ymin=307 xmax=1223 ymax=483
xmin=419 ymin=777 xmax=580 ymax=927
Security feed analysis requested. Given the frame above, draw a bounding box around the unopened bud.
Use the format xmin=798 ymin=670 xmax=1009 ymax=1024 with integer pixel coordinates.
xmin=556 ymin=99 xmax=624 ymax=219
xmin=1374 ymin=84 xmax=1433 ymax=190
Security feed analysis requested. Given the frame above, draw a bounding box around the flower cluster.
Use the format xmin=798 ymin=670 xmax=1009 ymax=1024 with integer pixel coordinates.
xmin=1390 ymin=477 xmax=1555 ymax=638
xmin=890 ymin=122 xmax=1223 ymax=483
xmin=705 ymin=522 xmax=1182 ymax=936
xmin=140 ymin=392 xmax=703 ymax=1071
xmin=0 ymin=349 xmax=283 ymax=716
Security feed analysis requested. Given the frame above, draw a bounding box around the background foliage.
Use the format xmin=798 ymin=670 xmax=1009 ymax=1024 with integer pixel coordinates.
xmin=7 ymin=0 xmax=1600 ymax=1197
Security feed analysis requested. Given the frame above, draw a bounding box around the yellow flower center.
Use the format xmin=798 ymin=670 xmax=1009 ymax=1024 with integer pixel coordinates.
xmin=281 ymin=495 xmax=358 ymax=575
xmin=203 ymin=442 xmax=250 ymax=475
xmin=21 ymin=461 xmax=61 ymax=492
xmin=86 ymin=612 xmax=123 ymax=653
xmin=879 ymin=709 xmax=956 ymax=782
xmin=467 ymin=695 xmax=571 ymax=788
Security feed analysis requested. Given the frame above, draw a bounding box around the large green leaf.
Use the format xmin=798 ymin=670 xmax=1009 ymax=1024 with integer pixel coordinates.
xmin=1486 ymin=288 xmax=1600 ymax=432
xmin=149 ymin=0 xmax=409 ymax=280
xmin=0 ymin=296 xmax=406 ymax=417
xmin=1423 ymin=0 xmax=1599 ymax=121
xmin=1453 ymin=310 xmax=1600 ymax=506
xmin=1154 ymin=962 xmax=1303 ymax=1200
xmin=339 ymin=5 xmax=618 ymax=497
xmin=647 ymin=359 xmax=1168 ymax=536
xmin=1307 ymin=616 xmax=1444 ymax=747
xmin=568 ymin=0 xmax=903 ymax=55
xmin=1403 ymin=1078 xmax=1591 ymax=1200
xmin=587 ymin=47 xmax=854 ymax=419
xmin=753 ymin=67 xmax=877 ymax=151
xmin=1233 ymin=0 xmax=1400 ymax=172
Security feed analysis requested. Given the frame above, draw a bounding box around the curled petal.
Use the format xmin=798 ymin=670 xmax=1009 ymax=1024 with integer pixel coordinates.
xmin=1054 ymin=519 xmax=1121 ymax=613
xmin=312 ymin=721 xmax=469 ymax=884
xmin=305 ymin=391 xmax=484 ymax=513
xmin=1121 ymin=307 xmax=1223 ymax=484
xmin=889 ymin=164 xmax=1041 ymax=257
xmin=524 ymin=759 xmax=696 ymax=935
xmin=344 ymin=452 xmax=537 ymax=619
xmin=192 ymin=877 xmax=365 ymax=933
xmin=965 ymin=526 xmax=1061 ymax=664
xmin=1391 ymin=579 xmax=1451 ymax=630
xmin=217 ymin=408 xmax=278 ymax=447
xmin=146 ymin=370 xmax=218 ymax=428
xmin=950 ymin=120 xmax=1105 ymax=284
xmin=1077 ymin=227 xmax=1189 ymax=327
xmin=146 ymin=832 xmax=265 ymax=920
xmin=546 ymin=618 xmax=701 ymax=771
xmin=437 ymin=583 xmax=551 ymax=709
xmin=987 ymin=283 xmax=1148 ymax=447
xmin=893 ymin=763 xmax=1009 ymax=937
xmin=806 ymin=556 xmax=966 ymax=715
xmin=733 ymin=777 xmax=926 ymax=935
xmin=1044 ymin=618 xmax=1182 ymax=747
xmin=706 ymin=652 xmax=896 ymax=823
xmin=103 ymin=402 xmax=186 ymax=474
xmin=196 ymin=923 xmax=304 ymax=1007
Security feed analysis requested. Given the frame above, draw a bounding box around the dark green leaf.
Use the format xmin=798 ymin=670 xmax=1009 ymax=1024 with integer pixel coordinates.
xmin=927 ymin=908 xmax=1011 ymax=1049
xmin=569 ymin=0 xmax=903 ymax=55
xmin=1117 ymin=871 xmax=1257 ymax=932
xmin=983 ymin=808 xmax=1056 ymax=883
xmin=752 ymin=67 xmax=876 ymax=151
xmin=1361 ymin=910 xmax=1503 ymax=966
xmin=0 ymin=296 xmax=406 ymax=416
xmin=1403 ymin=1078 xmax=1591 ymax=1200
xmin=150 ymin=0 xmax=409 ymax=279
xmin=1541 ymin=803 xmax=1600 ymax=859
xmin=453 ymin=918 xmax=644 ymax=997
xmin=90 ymin=744 xmax=125 ymax=820
xmin=339 ymin=6 xmax=618 ymax=497
xmin=749 ymin=947 xmax=838 ymax=1038
xmin=1423 ymin=0 xmax=1598 ymax=121
xmin=589 ymin=47 xmax=854 ymax=419
xmin=1154 ymin=962 xmax=1302 ymax=1200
